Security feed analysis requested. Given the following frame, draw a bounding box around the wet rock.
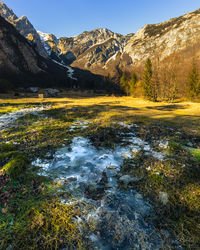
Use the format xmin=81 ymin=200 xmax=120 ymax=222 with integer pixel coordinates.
xmin=99 ymin=171 xmax=108 ymax=186
xmin=186 ymin=141 xmax=193 ymax=147
xmin=161 ymin=229 xmax=170 ymax=239
xmin=135 ymin=193 xmax=143 ymax=200
xmin=106 ymin=165 xmax=118 ymax=170
xmin=84 ymin=184 xmax=105 ymax=200
xmin=66 ymin=177 xmax=77 ymax=182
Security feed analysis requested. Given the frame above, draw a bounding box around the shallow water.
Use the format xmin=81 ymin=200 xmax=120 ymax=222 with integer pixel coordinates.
xmin=32 ymin=125 xmax=174 ymax=249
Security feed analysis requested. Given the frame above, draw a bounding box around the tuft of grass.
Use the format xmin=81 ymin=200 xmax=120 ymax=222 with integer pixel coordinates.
xmin=189 ymin=148 xmax=200 ymax=163
xmin=1 ymin=155 xmax=29 ymax=179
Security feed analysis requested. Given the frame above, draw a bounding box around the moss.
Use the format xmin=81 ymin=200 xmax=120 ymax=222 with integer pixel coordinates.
xmin=167 ymin=140 xmax=184 ymax=154
xmin=1 ymin=155 xmax=29 ymax=179
xmin=10 ymin=201 xmax=85 ymax=250
xmin=180 ymin=184 xmax=200 ymax=211
xmin=189 ymin=148 xmax=200 ymax=163
xmin=87 ymin=125 xmax=122 ymax=149
xmin=0 ymin=143 xmax=16 ymax=153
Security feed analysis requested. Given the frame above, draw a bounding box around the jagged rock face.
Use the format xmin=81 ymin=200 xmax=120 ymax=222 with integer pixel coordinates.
xmin=38 ymin=28 xmax=133 ymax=68
xmin=71 ymin=37 xmax=125 ymax=75
xmin=0 ymin=1 xmax=17 ymax=20
xmin=0 ymin=1 xmax=48 ymax=58
xmin=59 ymin=28 xmax=128 ymax=57
xmin=121 ymin=9 xmax=200 ymax=67
xmin=0 ymin=15 xmax=43 ymax=74
xmin=37 ymin=31 xmax=59 ymax=55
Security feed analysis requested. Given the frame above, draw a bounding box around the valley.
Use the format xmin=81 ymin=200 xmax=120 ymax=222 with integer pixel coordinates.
xmin=0 ymin=95 xmax=199 ymax=249
xmin=0 ymin=0 xmax=200 ymax=249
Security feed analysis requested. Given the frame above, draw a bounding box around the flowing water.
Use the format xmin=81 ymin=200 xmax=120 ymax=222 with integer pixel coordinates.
xmin=32 ymin=123 xmax=180 ymax=249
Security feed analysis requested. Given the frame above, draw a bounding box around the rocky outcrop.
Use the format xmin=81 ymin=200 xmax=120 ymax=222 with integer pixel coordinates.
xmin=0 ymin=1 xmax=48 ymax=57
xmin=0 ymin=15 xmax=43 ymax=74
xmin=0 ymin=15 xmax=84 ymax=91
xmin=121 ymin=9 xmax=200 ymax=67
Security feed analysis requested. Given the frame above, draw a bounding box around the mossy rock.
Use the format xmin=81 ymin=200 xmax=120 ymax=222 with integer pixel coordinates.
xmin=1 ymin=155 xmax=29 ymax=179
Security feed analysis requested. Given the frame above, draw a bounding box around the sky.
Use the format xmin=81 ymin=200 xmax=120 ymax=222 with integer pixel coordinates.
xmin=2 ymin=0 xmax=200 ymax=38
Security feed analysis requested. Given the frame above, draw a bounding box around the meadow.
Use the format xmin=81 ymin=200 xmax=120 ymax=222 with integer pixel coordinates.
xmin=0 ymin=93 xmax=200 ymax=249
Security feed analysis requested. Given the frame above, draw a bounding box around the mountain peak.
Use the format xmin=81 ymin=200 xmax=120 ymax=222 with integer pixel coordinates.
xmin=0 ymin=0 xmax=48 ymax=58
xmin=0 ymin=0 xmax=18 ymax=20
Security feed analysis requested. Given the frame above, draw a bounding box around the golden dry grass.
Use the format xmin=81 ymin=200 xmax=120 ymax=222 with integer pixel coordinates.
xmin=0 ymin=95 xmax=199 ymax=121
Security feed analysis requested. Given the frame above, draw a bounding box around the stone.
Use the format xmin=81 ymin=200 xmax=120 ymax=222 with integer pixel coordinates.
xmin=44 ymin=88 xmax=60 ymax=97
xmin=27 ymin=87 xmax=39 ymax=93
xmin=66 ymin=177 xmax=77 ymax=182
xmin=99 ymin=171 xmax=108 ymax=186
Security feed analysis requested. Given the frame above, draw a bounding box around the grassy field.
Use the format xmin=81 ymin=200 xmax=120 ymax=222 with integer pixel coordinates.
xmin=0 ymin=95 xmax=200 ymax=249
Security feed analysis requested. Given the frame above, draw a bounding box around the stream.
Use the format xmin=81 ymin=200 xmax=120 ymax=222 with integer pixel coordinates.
xmin=32 ymin=123 xmax=181 ymax=249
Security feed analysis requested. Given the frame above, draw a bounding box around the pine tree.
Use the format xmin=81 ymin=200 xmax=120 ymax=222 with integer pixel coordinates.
xmin=188 ymin=62 xmax=200 ymax=98
xmin=143 ymin=58 xmax=157 ymax=101
xmin=120 ymin=72 xmax=129 ymax=95
xmin=129 ymin=72 xmax=137 ymax=95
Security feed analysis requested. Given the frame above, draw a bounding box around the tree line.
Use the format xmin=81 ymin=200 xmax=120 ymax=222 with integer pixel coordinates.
xmin=119 ymin=58 xmax=200 ymax=101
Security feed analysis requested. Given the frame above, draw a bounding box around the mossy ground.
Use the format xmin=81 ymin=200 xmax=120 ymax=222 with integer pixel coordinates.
xmin=0 ymin=94 xmax=199 ymax=249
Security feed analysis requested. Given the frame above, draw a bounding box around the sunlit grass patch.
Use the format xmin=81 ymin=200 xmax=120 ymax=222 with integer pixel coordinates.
xmin=189 ymin=148 xmax=200 ymax=163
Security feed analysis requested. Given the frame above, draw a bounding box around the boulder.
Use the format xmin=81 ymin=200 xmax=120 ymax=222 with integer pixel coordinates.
xmin=27 ymin=87 xmax=39 ymax=93
xmin=44 ymin=88 xmax=60 ymax=97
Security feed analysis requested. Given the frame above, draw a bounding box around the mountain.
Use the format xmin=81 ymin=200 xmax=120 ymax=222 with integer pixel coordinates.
xmin=0 ymin=14 xmax=115 ymax=93
xmin=38 ymin=9 xmax=200 ymax=78
xmin=120 ymin=9 xmax=200 ymax=69
xmin=38 ymin=28 xmax=133 ymax=72
xmin=0 ymin=14 xmax=80 ymax=90
xmin=0 ymin=0 xmax=48 ymax=58
xmin=1 ymin=0 xmax=200 ymax=95
xmin=70 ymin=9 xmax=200 ymax=76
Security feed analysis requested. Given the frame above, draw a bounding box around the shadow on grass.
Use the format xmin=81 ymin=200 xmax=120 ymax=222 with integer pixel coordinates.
xmin=146 ymin=104 xmax=190 ymax=111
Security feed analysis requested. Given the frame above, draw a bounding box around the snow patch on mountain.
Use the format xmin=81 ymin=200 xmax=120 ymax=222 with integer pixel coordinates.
xmin=52 ymin=60 xmax=77 ymax=80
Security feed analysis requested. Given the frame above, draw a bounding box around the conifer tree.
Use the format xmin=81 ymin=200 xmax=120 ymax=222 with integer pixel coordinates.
xmin=143 ymin=58 xmax=157 ymax=101
xmin=129 ymin=72 xmax=137 ymax=95
xmin=120 ymin=72 xmax=129 ymax=95
xmin=188 ymin=62 xmax=200 ymax=98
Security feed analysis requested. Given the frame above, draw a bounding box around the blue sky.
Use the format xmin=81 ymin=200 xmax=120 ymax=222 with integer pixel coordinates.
xmin=3 ymin=0 xmax=200 ymax=38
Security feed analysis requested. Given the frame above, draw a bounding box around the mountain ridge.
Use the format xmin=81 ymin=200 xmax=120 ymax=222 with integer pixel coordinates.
xmin=0 ymin=0 xmax=48 ymax=57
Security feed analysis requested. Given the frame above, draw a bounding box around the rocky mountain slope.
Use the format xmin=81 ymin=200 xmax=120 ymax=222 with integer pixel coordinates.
xmin=0 ymin=15 xmax=81 ymax=90
xmin=0 ymin=14 xmax=113 ymax=92
xmin=38 ymin=8 xmax=200 ymax=77
xmin=0 ymin=0 xmax=48 ymax=57
xmin=120 ymin=9 xmax=200 ymax=68
xmin=70 ymin=9 xmax=200 ymax=76
xmin=1 ymin=0 xmax=200 ymax=90
xmin=0 ymin=15 xmax=44 ymax=74
xmin=38 ymin=28 xmax=133 ymax=70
